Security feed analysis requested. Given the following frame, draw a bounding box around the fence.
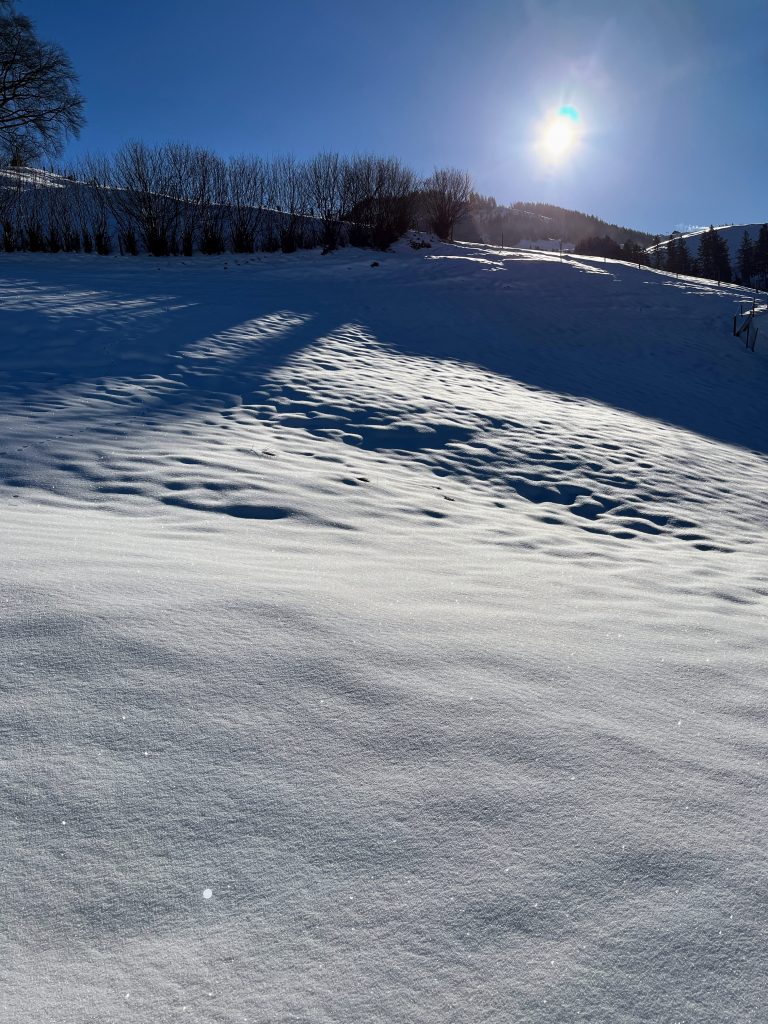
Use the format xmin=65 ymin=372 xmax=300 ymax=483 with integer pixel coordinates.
xmin=733 ymin=299 xmax=766 ymax=352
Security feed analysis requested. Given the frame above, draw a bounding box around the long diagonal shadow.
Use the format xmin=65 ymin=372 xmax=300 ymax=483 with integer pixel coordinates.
xmin=0 ymin=266 xmax=351 ymax=429
xmin=353 ymin=252 xmax=768 ymax=456
xmin=1 ymin=253 xmax=765 ymax=554
xmin=1 ymin=249 xmax=766 ymax=460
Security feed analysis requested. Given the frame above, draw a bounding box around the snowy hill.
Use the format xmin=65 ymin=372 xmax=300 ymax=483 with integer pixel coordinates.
xmin=1 ymin=243 xmax=766 ymax=1023
xmin=649 ymin=221 xmax=767 ymax=261
xmin=0 ymin=165 xmax=71 ymax=188
xmin=457 ymin=200 xmax=655 ymax=249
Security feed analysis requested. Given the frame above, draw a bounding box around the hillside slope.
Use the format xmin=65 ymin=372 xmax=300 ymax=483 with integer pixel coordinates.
xmin=648 ymin=221 xmax=767 ymax=263
xmin=456 ymin=200 xmax=656 ymax=248
xmin=1 ymin=243 xmax=766 ymax=1023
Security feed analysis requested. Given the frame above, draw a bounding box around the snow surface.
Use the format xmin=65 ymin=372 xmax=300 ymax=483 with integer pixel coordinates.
xmin=516 ymin=239 xmax=575 ymax=253
xmin=1 ymin=242 xmax=767 ymax=1023
xmin=0 ymin=166 xmax=70 ymax=189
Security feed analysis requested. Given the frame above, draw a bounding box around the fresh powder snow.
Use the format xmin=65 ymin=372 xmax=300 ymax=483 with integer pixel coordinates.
xmin=1 ymin=240 xmax=766 ymax=1023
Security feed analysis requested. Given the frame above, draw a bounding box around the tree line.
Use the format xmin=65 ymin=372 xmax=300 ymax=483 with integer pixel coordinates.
xmin=733 ymin=227 xmax=768 ymax=288
xmin=574 ymin=235 xmax=648 ymax=264
xmin=0 ymin=146 xmax=473 ymax=256
xmin=574 ymin=225 xmax=768 ymax=289
xmin=0 ymin=6 xmax=473 ymax=256
xmin=2 ymin=3 xmax=763 ymax=276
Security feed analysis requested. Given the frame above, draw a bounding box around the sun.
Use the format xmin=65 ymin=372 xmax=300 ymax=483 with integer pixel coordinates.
xmin=539 ymin=106 xmax=581 ymax=163
xmin=543 ymin=118 xmax=576 ymax=158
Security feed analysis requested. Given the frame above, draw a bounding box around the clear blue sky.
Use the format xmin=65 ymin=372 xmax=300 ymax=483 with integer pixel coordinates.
xmin=22 ymin=0 xmax=768 ymax=233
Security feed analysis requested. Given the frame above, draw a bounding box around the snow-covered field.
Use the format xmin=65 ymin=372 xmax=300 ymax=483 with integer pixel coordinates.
xmin=1 ymin=242 xmax=766 ymax=1023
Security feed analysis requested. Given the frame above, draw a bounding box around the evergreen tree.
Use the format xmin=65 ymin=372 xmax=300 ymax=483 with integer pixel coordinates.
xmin=621 ymin=239 xmax=647 ymax=265
xmin=651 ymin=235 xmax=663 ymax=269
xmin=754 ymin=224 xmax=768 ymax=288
xmin=665 ymin=237 xmax=680 ymax=274
xmin=713 ymin=230 xmax=732 ymax=283
xmin=697 ymin=226 xmax=732 ymax=283
xmin=697 ymin=227 xmax=717 ymax=280
xmin=574 ymin=234 xmax=622 ymax=259
xmin=678 ymin=236 xmax=692 ymax=276
xmin=736 ymin=231 xmax=754 ymax=285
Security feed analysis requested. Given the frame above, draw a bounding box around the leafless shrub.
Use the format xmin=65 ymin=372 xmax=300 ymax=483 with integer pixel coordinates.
xmin=422 ymin=167 xmax=472 ymax=240
xmin=346 ymin=156 xmax=418 ymax=250
xmin=269 ymin=155 xmax=312 ymax=253
xmin=307 ymin=151 xmax=345 ymax=251
xmin=109 ymin=141 xmax=181 ymax=256
xmin=227 ymin=155 xmax=267 ymax=253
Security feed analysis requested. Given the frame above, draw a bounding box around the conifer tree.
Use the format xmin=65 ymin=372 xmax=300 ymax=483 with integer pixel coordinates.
xmin=621 ymin=239 xmax=647 ymax=265
xmin=697 ymin=226 xmax=732 ymax=283
xmin=713 ymin=230 xmax=732 ymax=283
xmin=697 ymin=227 xmax=717 ymax=280
xmin=754 ymin=224 xmax=768 ymax=288
xmin=651 ymin=236 xmax=663 ymax=269
xmin=736 ymin=231 xmax=754 ymax=285
xmin=665 ymin=237 xmax=680 ymax=274
xmin=678 ymin=236 xmax=692 ymax=276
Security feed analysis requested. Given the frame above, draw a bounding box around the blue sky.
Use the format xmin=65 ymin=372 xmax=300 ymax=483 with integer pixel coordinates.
xmin=24 ymin=0 xmax=768 ymax=233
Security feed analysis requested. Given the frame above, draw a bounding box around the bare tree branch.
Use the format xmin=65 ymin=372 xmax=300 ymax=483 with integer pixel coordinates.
xmin=0 ymin=4 xmax=85 ymax=164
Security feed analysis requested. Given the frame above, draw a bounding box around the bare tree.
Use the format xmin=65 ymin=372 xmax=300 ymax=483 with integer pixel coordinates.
xmin=0 ymin=3 xmax=85 ymax=164
xmin=109 ymin=141 xmax=180 ymax=256
xmin=77 ymin=154 xmax=113 ymax=254
xmin=372 ymin=157 xmax=418 ymax=249
xmin=423 ymin=167 xmax=472 ymax=241
xmin=342 ymin=155 xmax=417 ymax=249
xmin=45 ymin=166 xmax=80 ymax=251
xmin=343 ymin=154 xmax=376 ymax=246
xmin=0 ymin=159 xmax=22 ymax=248
xmin=16 ymin=168 xmax=46 ymax=249
xmin=227 ymin=155 xmax=267 ymax=252
xmin=270 ymin=155 xmax=312 ymax=253
xmin=196 ymin=149 xmax=228 ymax=254
xmin=60 ymin=162 xmax=91 ymax=250
xmin=0 ymin=135 xmax=426 ymax=256
xmin=164 ymin=142 xmax=200 ymax=256
xmin=307 ymin=151 xmax=344 ymax=250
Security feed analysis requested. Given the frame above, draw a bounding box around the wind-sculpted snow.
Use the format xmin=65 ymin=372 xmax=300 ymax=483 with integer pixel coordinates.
xmin=1 ymin=243 xmax=766 ymax=1022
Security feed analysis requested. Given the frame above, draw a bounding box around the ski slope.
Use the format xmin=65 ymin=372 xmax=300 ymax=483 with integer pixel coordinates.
xmin=1 ymin=242 xmax=766 ymax=1023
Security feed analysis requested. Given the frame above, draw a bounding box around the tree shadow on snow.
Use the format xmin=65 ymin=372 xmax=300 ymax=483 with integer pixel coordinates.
xmin=1 ymin=251 xmax=765 ymax=462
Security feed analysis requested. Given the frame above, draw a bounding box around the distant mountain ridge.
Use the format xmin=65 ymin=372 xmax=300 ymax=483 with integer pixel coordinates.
xmin=455 ymin=198 xmax=656 ymax=249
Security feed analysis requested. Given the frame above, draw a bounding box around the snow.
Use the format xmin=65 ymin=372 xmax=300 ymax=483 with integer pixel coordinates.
xmin=517 ymin=238 xmax=575 ymax=252
xmin=0 ymin=165 xmax=70 ymax=189
xmin=1 ymin=242 xmax=766 ymax=1022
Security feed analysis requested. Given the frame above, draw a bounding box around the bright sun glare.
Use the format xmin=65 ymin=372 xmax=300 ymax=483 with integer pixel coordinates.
xmin=539 ymin=106 xmax=580 ymax=163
